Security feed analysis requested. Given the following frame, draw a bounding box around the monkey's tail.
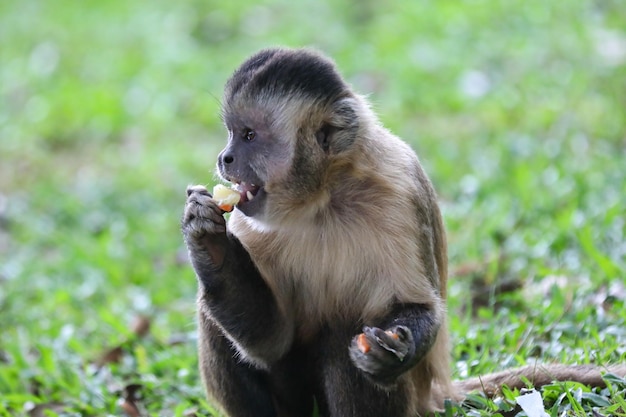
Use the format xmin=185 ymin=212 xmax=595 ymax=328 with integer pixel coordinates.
xmin=453 ymin=364 xmax=626 ymax=397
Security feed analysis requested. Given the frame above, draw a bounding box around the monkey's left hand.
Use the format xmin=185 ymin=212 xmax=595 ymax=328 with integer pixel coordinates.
xmin=348 ymin=325 xmax=415 ymax=385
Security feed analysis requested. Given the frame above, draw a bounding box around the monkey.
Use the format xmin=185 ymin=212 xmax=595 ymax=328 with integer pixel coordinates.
xmin=181 ymin=48 xmax=626 ymax=417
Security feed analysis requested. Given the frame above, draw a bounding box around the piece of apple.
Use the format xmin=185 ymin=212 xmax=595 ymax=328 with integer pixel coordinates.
xmin=212 ymin=184 xmax=240 ymax=212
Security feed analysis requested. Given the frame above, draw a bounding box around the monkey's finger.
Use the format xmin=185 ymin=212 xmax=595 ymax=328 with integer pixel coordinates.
xmin=186 ymin=191 xmax=214 ymax=207
xmin=186 ymin=184 xmax=211 ymax=197
xmin=187 ymin=191 xmax=221 ymax=211
xmin=182 ymin=211 xmax=227 ymax=236
xmin=184 ymin=194 xmax=227 ymax=227
xmin=370 ymin=327 xmax=410 ymax=360
xmin=191 ymin=205 xmax=226 ymax=227
xmin=351 ymin=328 xmax=402 ymax=371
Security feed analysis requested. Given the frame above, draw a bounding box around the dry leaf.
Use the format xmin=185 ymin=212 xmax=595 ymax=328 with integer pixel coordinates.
xmin=121 ymin=383 xmax=143 ymax=417
xmin=121 ymin=399 xmax=141 ymax=417
xmin=131 ymin=315 xmax=151 ymax=338
xmin=96 ymin=345 xmax=125 ymax=367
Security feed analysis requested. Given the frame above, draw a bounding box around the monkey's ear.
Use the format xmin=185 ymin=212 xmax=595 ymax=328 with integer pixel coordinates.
xmin=318 ymin=98 xmax=359 ymax=154
xmin=315 ymin=124 xmax=333 ymax=152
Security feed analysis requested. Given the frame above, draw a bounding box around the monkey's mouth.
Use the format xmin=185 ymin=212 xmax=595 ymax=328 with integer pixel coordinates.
xmin=234 ymin=181 xmax=266 ymax=216
xmin=235 ymin=181 xmax=262 ymax=203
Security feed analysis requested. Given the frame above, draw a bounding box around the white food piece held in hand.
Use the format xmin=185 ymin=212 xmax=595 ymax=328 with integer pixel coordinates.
xmin=213 ymin=184 xmax=240 ymax=212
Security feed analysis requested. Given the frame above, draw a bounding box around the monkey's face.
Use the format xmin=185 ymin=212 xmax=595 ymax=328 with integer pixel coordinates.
xmin=217 ymin=97 xmax=328 ymax=220
xmin=216 ymin=48 xmax=361 ymax=222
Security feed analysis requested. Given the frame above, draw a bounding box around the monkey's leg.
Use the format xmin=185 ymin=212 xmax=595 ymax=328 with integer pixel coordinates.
xmin=266 ymin=344 xmax=315 ymax=417
xmin=183 ymin=185 xmax=293 ymax=364
xmin=348 ymin=303 xmax=440 ymax=386
xmin=315 ymin=326 xmax=413 ymax=417
xmin=198 ymin=313 xmax=277 ymax=417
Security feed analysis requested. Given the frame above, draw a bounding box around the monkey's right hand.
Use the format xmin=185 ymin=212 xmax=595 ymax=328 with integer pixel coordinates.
xmin=182 ymin=185 xmax=228 ymax=268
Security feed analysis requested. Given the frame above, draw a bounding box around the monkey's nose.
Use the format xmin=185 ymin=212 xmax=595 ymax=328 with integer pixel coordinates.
xmin=219 ymin=151 xmax=234 ymax=165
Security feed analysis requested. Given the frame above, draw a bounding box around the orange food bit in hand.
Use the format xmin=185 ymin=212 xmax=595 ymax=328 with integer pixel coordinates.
xmin=385 ymin=330 xmax=400 ymax=340
xmin=218 ymin=204 xmax=234 ymax=213
xmin=357 ymin=333 xmax=370 ymax=353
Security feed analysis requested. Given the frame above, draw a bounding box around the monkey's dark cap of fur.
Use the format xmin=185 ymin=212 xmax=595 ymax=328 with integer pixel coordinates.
xmin=224 ymin=48 xmax=349 ymax=105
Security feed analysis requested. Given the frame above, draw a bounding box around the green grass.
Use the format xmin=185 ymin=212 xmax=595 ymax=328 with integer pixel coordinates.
xmin=1 ymin=0 xmax=625 ymax=416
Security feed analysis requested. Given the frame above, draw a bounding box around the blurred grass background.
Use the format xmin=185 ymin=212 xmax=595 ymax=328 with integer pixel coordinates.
xmin=1 ymin=0 xmax=625 ymax=415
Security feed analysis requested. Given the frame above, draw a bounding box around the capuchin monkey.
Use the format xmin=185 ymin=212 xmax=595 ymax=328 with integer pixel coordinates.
xmin=181 ymin=48 xmax=625 ymax=417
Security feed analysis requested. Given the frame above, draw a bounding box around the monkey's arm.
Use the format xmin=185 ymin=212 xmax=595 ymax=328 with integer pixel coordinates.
xmin=182 ymin=185 xmax=293 ymax=365
xmin=349 ymin=170 xmax=447 ymax=386
xmin=349 ymin=303 xmax=440 ymax=386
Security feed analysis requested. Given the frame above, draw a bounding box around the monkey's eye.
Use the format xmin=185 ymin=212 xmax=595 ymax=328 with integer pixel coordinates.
xmin=243 ymin=128 xmax=256 ymax=142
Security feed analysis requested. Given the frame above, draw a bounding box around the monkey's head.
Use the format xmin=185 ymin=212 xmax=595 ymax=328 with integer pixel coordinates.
xmin=217 ymin=48 xmax=362 ymax=222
